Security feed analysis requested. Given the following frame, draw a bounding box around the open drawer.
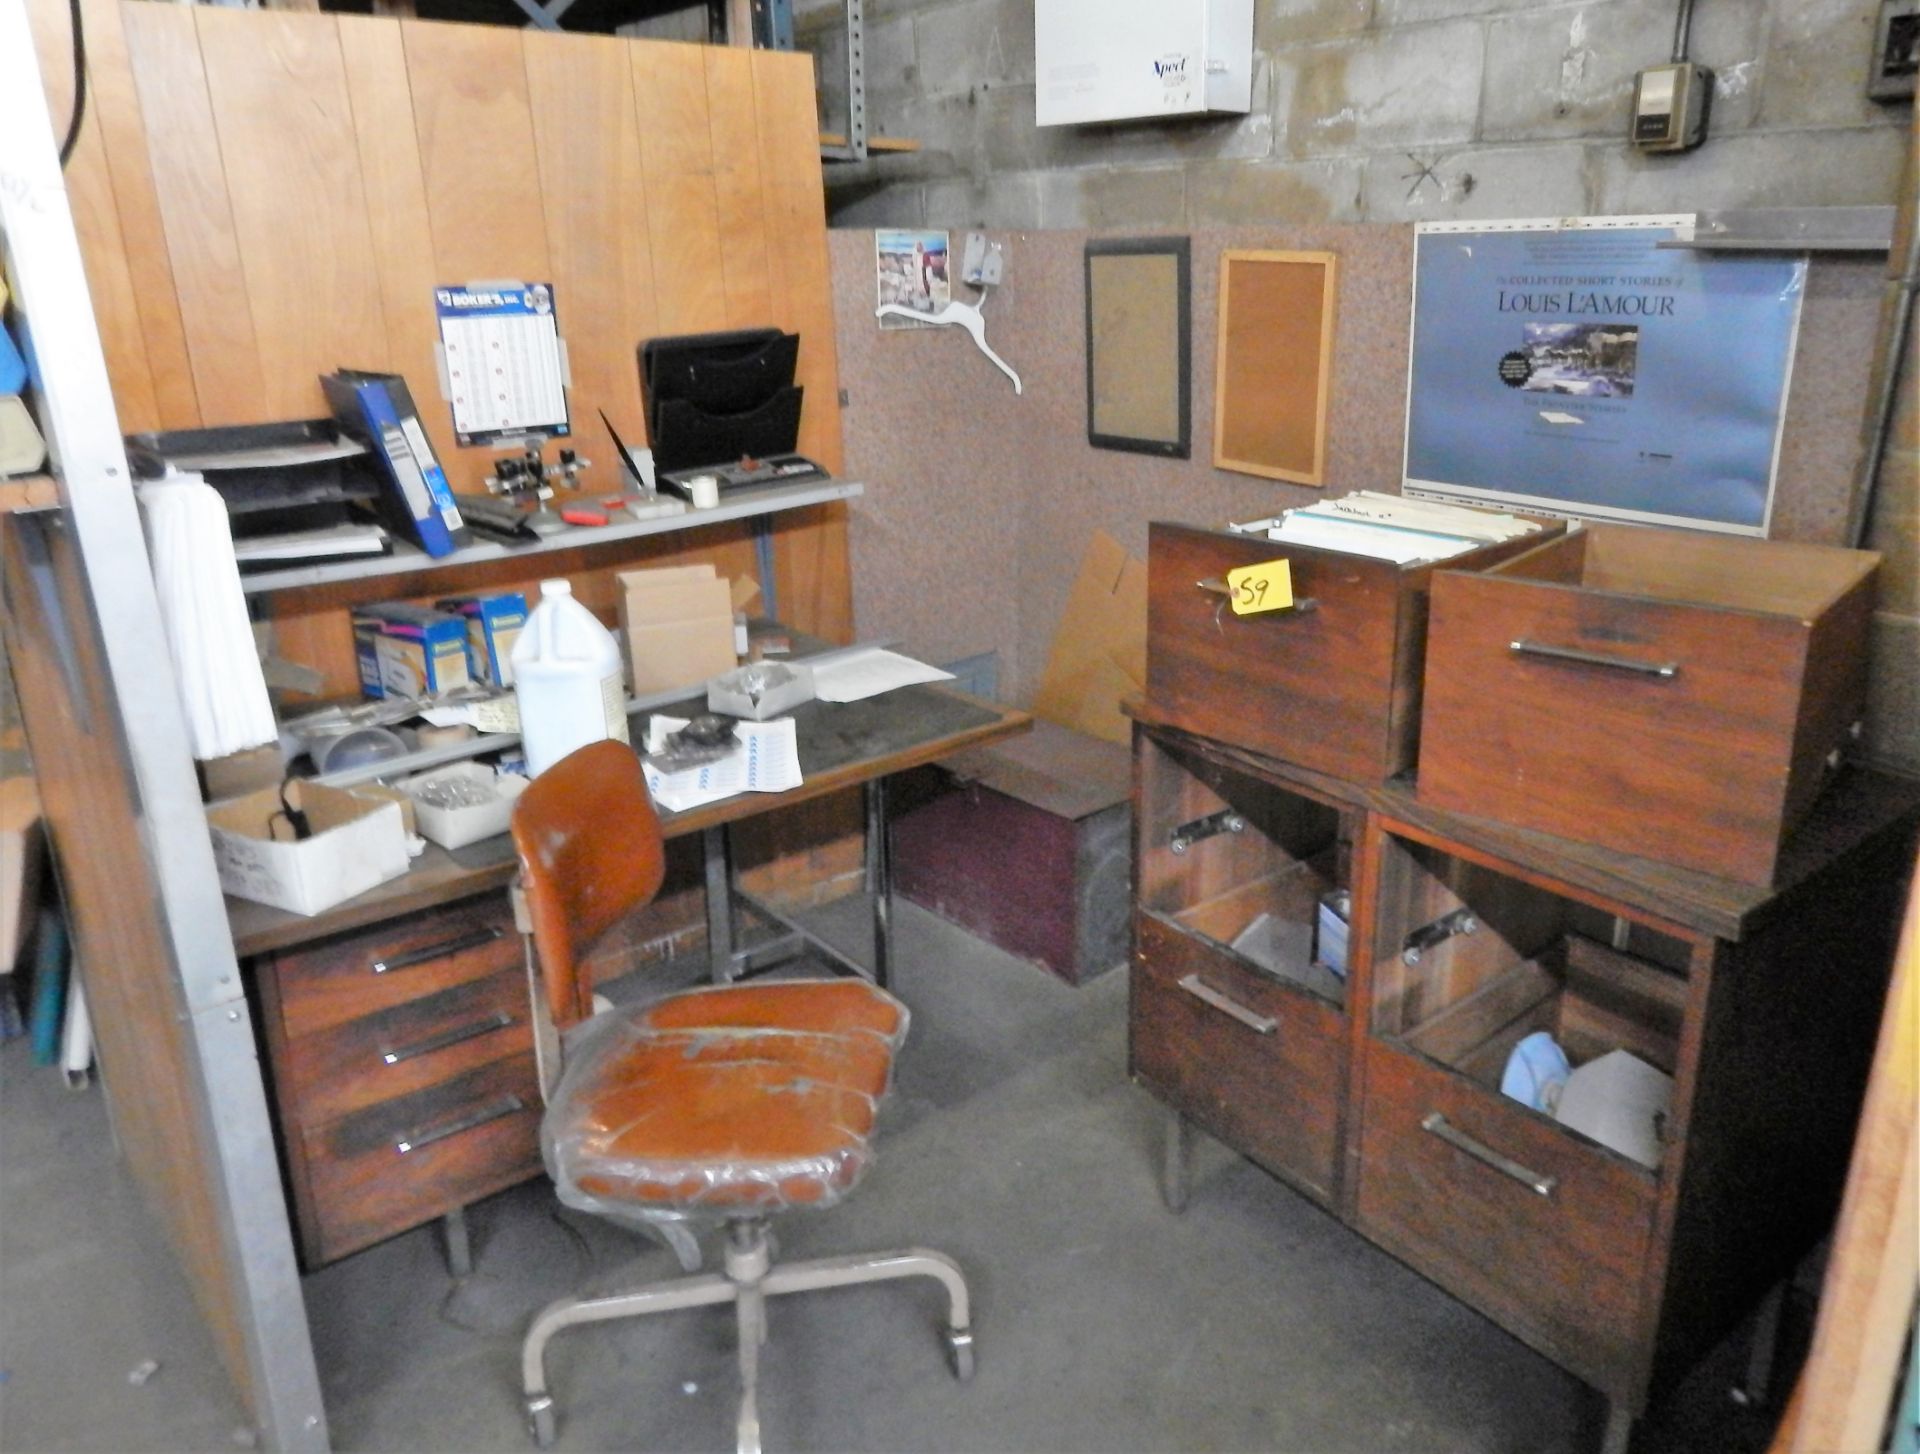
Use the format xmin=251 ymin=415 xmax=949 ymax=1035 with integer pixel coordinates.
xmin=1135 ymin=727 xmax=1355 ymax=1007
xmin=1355 ymin=817 xmax=1698 ymax=1390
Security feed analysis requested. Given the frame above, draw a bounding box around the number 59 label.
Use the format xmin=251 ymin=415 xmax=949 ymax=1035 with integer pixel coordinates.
xmin=1225 ymin=558 xmax=1294 ymax=616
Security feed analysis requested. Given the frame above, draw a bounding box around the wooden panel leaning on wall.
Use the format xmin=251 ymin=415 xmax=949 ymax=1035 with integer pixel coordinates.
xmin=26 ymin=0 xmax=854 ymax=672
xmin=26 ymin=0 xmax=862 ymax=904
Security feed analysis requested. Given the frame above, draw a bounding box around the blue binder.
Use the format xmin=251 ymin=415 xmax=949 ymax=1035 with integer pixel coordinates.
xmin=322 ymin=370 xmax=468 ymax=557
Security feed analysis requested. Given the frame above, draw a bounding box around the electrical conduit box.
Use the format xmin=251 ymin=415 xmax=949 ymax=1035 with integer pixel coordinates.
xmin=1036 ymin=0 xmax=1253 ymax=126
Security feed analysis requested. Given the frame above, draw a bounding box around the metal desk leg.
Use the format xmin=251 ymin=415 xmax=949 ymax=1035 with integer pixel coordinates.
xmin=704 ymin=825 xmax=737 ymax=985
xmin=442 ymin=1206 xmax=473 ymax=1279
xmin=866 ymin=779 xmax=892 ymax=991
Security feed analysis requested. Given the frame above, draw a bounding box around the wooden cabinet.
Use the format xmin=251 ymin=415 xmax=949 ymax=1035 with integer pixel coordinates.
xmin=253 ymin=891 xmax=544 ymax=1267
xmin=1128 ymin=708 xmax=1919 ymax=1445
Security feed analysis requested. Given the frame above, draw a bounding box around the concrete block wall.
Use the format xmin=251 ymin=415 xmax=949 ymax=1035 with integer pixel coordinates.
xmin=801 ymin=0 xmax=1914 ymax=229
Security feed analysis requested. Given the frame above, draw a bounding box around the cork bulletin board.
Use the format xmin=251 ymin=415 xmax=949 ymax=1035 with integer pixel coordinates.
xmin=1085 ymin=237 xmax=1191 ymax=458
xmin=1214 ymin=249 xmax=1338 ymax=485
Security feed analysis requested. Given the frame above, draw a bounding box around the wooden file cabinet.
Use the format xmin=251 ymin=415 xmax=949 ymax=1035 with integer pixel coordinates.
xmin=1127 ymin=709 xmax=1919 ymax=1447
xmin=252 ymin=892 xmax=544 ymax=1267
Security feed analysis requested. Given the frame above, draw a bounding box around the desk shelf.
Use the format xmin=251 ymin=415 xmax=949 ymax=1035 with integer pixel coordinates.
xmin=238 ymin=478 xmax=863 ymax=596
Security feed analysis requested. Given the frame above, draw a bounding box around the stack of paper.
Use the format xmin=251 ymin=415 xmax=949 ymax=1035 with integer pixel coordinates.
xmin=642 ymin=714 xmax=803 ymax=813
xmin=232 ymin=522 xmax=389 ymax=566
xmin=1315 ymin=491 xmax=1539 ymax=543
xmin=137 ymin=471 xmax=277 ymax=758
xmin=1234 ymin=491 xmax=1543 ymax=565
xmin=810 ymin=647 xmax=954 ymax=703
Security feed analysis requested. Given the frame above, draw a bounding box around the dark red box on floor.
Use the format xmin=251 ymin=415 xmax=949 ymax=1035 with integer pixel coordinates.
xmin=891 ymin=720 xmax=1131 ymax=985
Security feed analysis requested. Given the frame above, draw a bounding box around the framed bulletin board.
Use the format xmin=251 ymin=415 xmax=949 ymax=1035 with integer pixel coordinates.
xmin=1085 ymin=237 xmax=1191 ymax=458
xmin=1214 ymin=250 xmax=1338 ymax=485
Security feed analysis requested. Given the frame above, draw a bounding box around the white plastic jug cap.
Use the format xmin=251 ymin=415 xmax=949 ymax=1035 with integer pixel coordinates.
xmin=540 ymin=579 xmax=573 ymax=598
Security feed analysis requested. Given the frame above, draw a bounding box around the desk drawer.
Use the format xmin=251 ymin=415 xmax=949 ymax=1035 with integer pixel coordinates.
xmin=277 ymin=968 xmax=532 ymax=1124
xmin=1130 ymin=911 xmax=1345 ymax=1204
xmin=270 ymin=894 xmax=517 ymax=1038
xmin=301 ymin=1052 xmax=544 ymax=1265
xmin=1355 ymin=1042 xmax=1657 ymax=1393
xmin=1147 ymin=523 xmax=1406 ymax=781
xmin=1418 ymin=526 xmax=1876 ymax=885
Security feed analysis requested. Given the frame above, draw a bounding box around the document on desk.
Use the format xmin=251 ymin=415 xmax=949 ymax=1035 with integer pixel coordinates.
xmin=642 ymin=715 xmax=803 ymax=812
xmin=810 ymin=648 xmax=955 ymax=703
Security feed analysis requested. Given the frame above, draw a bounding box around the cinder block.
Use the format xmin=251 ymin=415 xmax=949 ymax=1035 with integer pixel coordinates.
xmin=1863 ymin=612 xmax=1920 ymax=776
xmin=1257 ymin=0 xmax=1373 ymax=46
xmin=1482 ymin=0 xmax=1762 ymax=142
xmin=924 ymin=172 xmax=1045 ymax=229
xmin=1273 ymin=20 xmax=1484 ymax=157
xmin=812 ymin=14 xmax=917 ymax=124
xmin=1755 ymin=0 xmax=1889 ymax=129
xmin=1592 ymin=125 xmax=1909 ymax=212
xmin=1186 ymin=157 xmax=1364 ymax=224
xmin=1375 ymin=0 xmax=1535 ymax=21
xmin=1360 ymin=142 xmax=1590 ymax=222
xmin=1039 ymin=166 xmax=1188 ymax=228
xmin=915 ymin=0 xmax=1034 ymax=95
xmin=828 ymin=184 xmax=926 ymax=229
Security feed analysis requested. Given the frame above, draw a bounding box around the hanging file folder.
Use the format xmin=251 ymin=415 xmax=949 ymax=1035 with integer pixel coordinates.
xmin=322 ymin=370 xmax=469 ymax=558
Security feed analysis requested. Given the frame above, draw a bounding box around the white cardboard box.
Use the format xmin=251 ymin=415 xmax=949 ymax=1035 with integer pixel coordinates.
xmin=707 ymin=662 xmax=814 ymax=721
xmin=397 ymin=763 xmax=529 ymax=850
xmin=207 ymin=782 xmax=410 ymax=916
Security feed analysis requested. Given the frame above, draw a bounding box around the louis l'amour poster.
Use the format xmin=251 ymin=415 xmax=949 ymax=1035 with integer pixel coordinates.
xmin=1404 ymin=217 xmax=1806 ymax=536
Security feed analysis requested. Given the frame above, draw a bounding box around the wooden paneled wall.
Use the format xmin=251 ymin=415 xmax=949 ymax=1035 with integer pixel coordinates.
xmin=27 ymin=0 xmax=852 ymax=688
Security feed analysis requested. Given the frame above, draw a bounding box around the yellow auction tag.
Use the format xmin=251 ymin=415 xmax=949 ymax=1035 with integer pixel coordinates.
xmin=1225 ymin=558 xmax=1294 ymax=615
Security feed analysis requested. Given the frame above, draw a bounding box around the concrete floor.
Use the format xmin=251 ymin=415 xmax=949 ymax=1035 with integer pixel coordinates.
xmin=2 ymin=901 xmax=1788 ymax=1454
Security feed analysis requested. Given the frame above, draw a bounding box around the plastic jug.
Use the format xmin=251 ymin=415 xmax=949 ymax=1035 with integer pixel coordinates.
xmin=511 ymin=579 xmax=629 ymax=776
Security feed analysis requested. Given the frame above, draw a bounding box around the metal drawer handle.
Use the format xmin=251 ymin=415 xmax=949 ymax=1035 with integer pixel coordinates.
xmin=1195 ymin=578 xmax=1319 ymax=617
xmin=1421 ymin=1112 xmax=1557 ymax=1197
xmin=381 ymin=1011 xmax=514 ymax=1066
xmin=396 ymin=1094 xmax=525 ymax=1155
xmin=1509 ymin=639 xmax=1678 ymax=679
xmin=371 ymin=925 xmax=505 ymax=975
xmin=1178 ymin=974 xmax=1277 ymax=1035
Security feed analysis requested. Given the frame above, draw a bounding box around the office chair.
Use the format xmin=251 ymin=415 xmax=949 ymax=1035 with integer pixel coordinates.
xmin=509 ymin=739 xmax=975 ymax=1453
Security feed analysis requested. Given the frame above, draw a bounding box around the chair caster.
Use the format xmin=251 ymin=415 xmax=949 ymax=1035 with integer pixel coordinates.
xmin=944 ymin=1327 xmax=976 ymax=1382
xmin=526 ymin=1395 xmax=557 ymax=1448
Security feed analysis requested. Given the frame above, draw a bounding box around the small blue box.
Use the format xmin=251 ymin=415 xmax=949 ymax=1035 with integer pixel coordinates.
xmin=437 ymin=592 xmax=528 ymax=687
xmin=351 ymin=602 xmax=472 ymax=699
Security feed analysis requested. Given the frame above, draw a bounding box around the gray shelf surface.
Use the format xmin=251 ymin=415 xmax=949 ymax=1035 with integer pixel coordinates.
xmin=238 ymin=478 xmax=863 ymax=595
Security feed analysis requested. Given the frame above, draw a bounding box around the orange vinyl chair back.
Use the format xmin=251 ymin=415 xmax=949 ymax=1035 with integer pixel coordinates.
xmin=511 ymin=740 xmax=667 ymax=1031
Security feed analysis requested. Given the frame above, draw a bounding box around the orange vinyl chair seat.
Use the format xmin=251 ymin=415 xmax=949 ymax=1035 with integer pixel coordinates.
xmin=545 ymin=981 xmax=909 ymax=1220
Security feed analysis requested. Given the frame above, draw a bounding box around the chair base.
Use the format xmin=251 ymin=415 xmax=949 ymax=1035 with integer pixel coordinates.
xmin=521 ymin=1218 xmax=974 ymax=1453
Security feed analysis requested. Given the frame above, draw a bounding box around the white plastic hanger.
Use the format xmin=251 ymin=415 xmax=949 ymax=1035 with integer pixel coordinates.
xmin=875 ymin=289 xmax=1022 ymax=395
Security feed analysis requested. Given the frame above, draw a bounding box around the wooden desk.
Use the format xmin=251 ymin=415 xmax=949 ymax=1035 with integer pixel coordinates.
xmin=229 ymin=684 xmax=1029 ymax=1267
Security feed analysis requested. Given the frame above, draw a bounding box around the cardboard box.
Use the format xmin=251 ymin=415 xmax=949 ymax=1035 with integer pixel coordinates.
xmin=396 ymin=762 xmax=529 ymax=849
xmin=353 ymin=602 xmax=472 ymax=699
xmin=1032 ymin=531 xmax=1148 ymax=746
xmin=196 ymin=742 xmax=286 ymax=803
xmin=707 ymin=661 xmax=814 ymax=720
xmin=206 ymin=781 xmax=410 ymax=916
xmin=437 ymin=592 xmax=528 ymax=687
xmin=617 ymin=564 xmax=740 ymax=696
